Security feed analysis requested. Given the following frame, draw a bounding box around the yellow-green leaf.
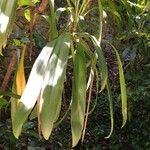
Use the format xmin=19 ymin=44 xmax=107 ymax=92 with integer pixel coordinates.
xmin=90 ymin=35 xmax=108 ymax=91
xmin=105 ymin=41 xmax=127 ymax=127
xmin=105 ymin=79 xmax=114 ymax=138
xmin=71 ymin=42 xmax=87 ymax=147
xmin=16 ymin=46 xmax=26 ymax=96
xmin=79 ymin=33 xmax=108 ymax=91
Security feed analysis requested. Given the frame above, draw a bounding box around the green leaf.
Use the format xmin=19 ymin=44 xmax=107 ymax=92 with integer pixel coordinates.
xmin=115 ymin=49 xmax=127 ymax=127
xmin=12 ymin=40 xmax=56 ymax=138
xmin=105 ymin=41 xmax=127 ymax=127
xmin=79 ymin=33 xmax=108 ymax=91
xmin=18 ymin=0 xmax=39 ymax=7
xmin=24 ymin=9 xmax=31 ymax=22
xmin=29 ymin=104 xmax=37 ymax=120
xmin=71 ymin=42 xmax=87 ymax=147
xmin=105 ymin=80 xmax=114 ymax=139
xmin=0 ymin=98 xmax=8 ymax=108
xmin=90 ymin=35 xmax=108 ymax=91
xmin=40 ymin=33 xmax=71 ymax=140
xmin=0 ymin=91 xmax=20 ymax=99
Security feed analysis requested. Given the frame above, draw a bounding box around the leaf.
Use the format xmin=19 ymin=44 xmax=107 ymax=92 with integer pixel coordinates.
xmin=29 ymin=104 xmax=37 ymax=120
xmin=79 ymin=33 xmax=108 ymax=91
xmin=12 ymin=40 xmax=56 ymax=138
xmin=0 ymin=91 xmax=20 ymax=99
xmin=40 ymin=33 xmax=71 ymax=140
xmin=18 ymin=0 xmax=39 ymax=7
xmin=16 ymin=46 xmax=26 ymax=96
xmin=0 ymin=0 xmax=18 ymax=53
xmin=24 ymin=9 xmax=31 ymax=22
xmin=90 ymin=35 xmax=108 ymax=91
xmin=105 ymin=41 xmax=127 ymax=127
xmin=105 ymin=80 xmax=114 ymax=139
xmin=0 ymin=98 xmax=8 ymax=108
xmin=115 ymin=49 xmax=127 ymax=127
xmin=71 ymin=42 xmax=87 ymax=147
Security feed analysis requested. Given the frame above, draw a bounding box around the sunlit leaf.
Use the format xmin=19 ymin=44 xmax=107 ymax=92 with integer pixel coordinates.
xmin=12 ymin=40 xmax=56 ymax=138
xmin=24 ymin=9 xmax=31 ymax=22
xmin=0 ymin=0 xmax=18 ymax=53
xmin=18 ymin=0 xmax=39 ymax=7
xmin=16 ymin=46 xmax=26 ymax=96
xmin=40 ymin=33 xmax=71 ymax=140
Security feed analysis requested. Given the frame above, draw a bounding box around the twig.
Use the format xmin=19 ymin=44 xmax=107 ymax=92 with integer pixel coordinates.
xmin=0 ymin=51 xmax=17 ymax=91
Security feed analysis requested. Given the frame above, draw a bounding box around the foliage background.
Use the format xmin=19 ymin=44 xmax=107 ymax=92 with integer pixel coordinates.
xmin=0 ymin=0 xmax=150 ymax=149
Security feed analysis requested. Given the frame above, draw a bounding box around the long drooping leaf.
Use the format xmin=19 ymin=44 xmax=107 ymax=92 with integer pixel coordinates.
xmin=114 ymin=47 xmax=127 ymax=127
xmin=89 ymin=35 xmax=108 ymax=91
xmin=71 ymin=42 xmax=86 ymax=147
xmin=104 ymin=41 xmax=127 ymax=127
xmin=11 ymin=46 xmax=26 ymax=123
xmin=0 ymin=0 xmax=18 ymax=53
xmin=40 ymin=33 xmax=71 ymax=140
xmin=79 ymin=33 xmax=108 ymax=91
xmin=105 ymin=79 xmax=114 ymax=139
xmin=12 ymin=40 xmax=56 ymax=138
xmin=16 ymin=46 xmax=26 ymax=96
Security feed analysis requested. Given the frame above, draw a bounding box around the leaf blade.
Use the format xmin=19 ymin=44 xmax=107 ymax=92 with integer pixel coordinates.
xmin=12 ymin=40 xmax=56 ymax=138
xmin=71 ymin=42 xmax=86 ymax=147
xmin=40 ymin=33 xmax=71 ymax=140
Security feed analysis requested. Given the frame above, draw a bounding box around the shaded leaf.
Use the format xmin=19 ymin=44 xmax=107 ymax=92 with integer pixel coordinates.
xmin=71 ymin=42 xmax=86 ymax=147
xmin=0 ymin=98 xmax=8 ymax=108
xmin=105 ymin=80 xmax=114 ymax=138
xmin=79 ymin=33 xmax=108 ymax=91
xmin=105 ymin=41 xmax=127 ymax=127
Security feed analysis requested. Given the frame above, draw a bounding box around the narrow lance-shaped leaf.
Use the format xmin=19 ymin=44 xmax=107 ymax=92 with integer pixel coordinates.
xmin=11 ymin=46 xmax=26 ymax=123
xmin=90 ymin=35 xmax=108 ymax=91
xmin=12 ymin=40 xmax=56 ymax=138
xmin=105 ymin=79 xmax=114 ymax=139
xmin=71 ymin=42 xmax=86 ymax=147
xmin=105 ymin=41 xmax=127 ymax=127
xmin=114 ymin=47 xmax=127 ymax=127
xmin=79 ymin=33 xmax=108 ymax=91
xmin=16 ymin=46 xmax=26 ymax=96
xmin=40 ymin=33 xmax=71 ymax=140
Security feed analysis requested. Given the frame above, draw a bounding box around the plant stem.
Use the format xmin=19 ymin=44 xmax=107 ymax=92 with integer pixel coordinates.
xmin=48 ymin=0 xmax=58 ymax=40
xmin=81 ymin=69 xmax=94 ymax=144
xmin=98 ymin=0 xmax=103 ymax=44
